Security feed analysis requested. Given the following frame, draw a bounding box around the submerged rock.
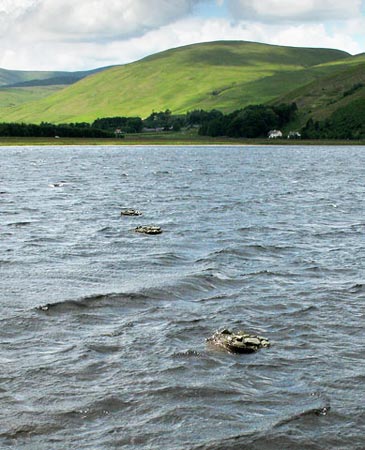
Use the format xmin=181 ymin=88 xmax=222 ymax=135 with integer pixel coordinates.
xmin=121 ymin=209 xmax=142 ymax=216
xmin=207 ymin=329 xmax=270 ymax=353
xmin=135 ymin=225 xmax=162 ymax=235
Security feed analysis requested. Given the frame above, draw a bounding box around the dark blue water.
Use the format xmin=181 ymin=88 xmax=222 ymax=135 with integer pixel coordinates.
xmin=1 ymin=145 xmax=365 ymax=449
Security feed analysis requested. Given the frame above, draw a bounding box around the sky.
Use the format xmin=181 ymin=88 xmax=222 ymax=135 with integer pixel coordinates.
xmin=0 ymin=0 xmax=364 ymax=71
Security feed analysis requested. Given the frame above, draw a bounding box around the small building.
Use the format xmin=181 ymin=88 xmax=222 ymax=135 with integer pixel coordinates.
xmin=268 ymin=130 xmax=283 ymax=139
xmin=287 ymin=131 xmax=301 ymax=139
xmin=114 ymin=128 xmax=124 ymax=138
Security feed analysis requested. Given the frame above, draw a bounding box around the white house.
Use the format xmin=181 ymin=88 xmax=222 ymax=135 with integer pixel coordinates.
xmin=268 ymin=130 xmax=283 ymax=139
xmin=287 ymin=131 xmax=301 ymax=139
xmin=114 ymin=128 xmax=124 ymax=138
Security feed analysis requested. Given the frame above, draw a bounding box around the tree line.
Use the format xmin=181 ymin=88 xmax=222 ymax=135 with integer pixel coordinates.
xmin=1 ymin=99 xmax=363 ymax=139
xmin=198 ymin=103 xmax=297 ymax=138
xmin=301 ymin=98 xmax=365 ymax=140
xmin=0 ymin=122 xmax=113 ymax=138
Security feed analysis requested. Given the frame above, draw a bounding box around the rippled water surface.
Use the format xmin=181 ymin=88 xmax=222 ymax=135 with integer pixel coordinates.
xmin=1 ymin=145 xmax=365 ymax=449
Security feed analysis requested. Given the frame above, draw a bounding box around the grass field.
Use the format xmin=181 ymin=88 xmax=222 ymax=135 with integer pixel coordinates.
xmin=1 ymin=134 xmax=364 ymax=147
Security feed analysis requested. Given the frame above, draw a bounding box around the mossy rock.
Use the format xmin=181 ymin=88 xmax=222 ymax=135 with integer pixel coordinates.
xmin=121 ymin=209 xmax=142 ymax=216
xmin=207 ymin=329 xmax=270 ymax=354
xmin=135 ymin=225 xmax=162 ymax=235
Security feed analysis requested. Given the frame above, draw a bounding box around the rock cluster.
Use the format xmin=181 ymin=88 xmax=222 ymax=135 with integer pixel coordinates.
xmin=120 ymin=208 xmax=162 ymax=234
xmin=207 ymin=329 xmax=270 ymax=353
xmin=135 ymin=225 xmax=162 ymax=235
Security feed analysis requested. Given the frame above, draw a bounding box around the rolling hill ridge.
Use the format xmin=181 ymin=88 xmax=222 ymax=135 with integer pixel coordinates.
xmin=0 ymin=40 xmax=362 ymax=125
xmin=0 ymin=66 xmax=110 ymax=88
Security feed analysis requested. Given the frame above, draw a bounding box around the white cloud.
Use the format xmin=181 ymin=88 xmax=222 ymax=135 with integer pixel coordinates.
xmin=0 ymin=0 xmax=363 ymax=70
xmin=266 ymin=23 xmax=362 ymax=53
xmin=226 ymin=0 xmax=363 ymax=22
xmin=0 ymin=0 xmax=37 ymax=15
xmin=1 ymin=0 xmax=204 ymax=40
xmin=0 ymin=0 xmax=38 ymax=35
xmin=0 ymin=0 xmax=204 ymax=69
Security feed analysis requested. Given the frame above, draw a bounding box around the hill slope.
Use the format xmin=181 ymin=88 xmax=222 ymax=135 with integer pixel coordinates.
xmin=0 ymin=41 xmax=350 ymax=124
xmin=0 ymin=86 xmax=66 ymax=110
xmin=0 ymin=66 xmax=111 ymax=113
xmin=273 ymin=54 xmax=365 ymax=128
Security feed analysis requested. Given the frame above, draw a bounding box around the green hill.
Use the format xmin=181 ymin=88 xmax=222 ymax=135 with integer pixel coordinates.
xmin=0 ymin=40 xmax=351 ymax=124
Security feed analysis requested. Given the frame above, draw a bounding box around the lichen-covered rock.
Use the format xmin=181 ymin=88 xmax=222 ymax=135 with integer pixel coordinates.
xmin=207 ymin=329 xmax=270 ymax=353
xmin=121 ymin=209 xmax=142 ymax=216
xmin=135 ymin=225 xmax=162 ymax=235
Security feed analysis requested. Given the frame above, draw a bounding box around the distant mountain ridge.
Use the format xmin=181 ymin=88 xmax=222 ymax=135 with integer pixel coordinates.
xmin=0 ymin=66 xmax=110 ymax=87
xmin=0 ymin=40 xmax=364 ymax=125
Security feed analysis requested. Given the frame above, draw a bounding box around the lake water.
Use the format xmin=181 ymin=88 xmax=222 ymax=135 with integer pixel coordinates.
xmin=1 ymin=145 xmax=365 ymax=449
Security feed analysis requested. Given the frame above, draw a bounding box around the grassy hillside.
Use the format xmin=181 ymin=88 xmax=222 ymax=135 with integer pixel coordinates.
xmin=273 ymin=54 xmax=365 ymax=129
xmin=0 ymin=67 xmax=111 ymax=113
xmin=0 ymin=86 xmax=67 ymax=109
xmin=0 ymin=40 xmax=350 ymax=124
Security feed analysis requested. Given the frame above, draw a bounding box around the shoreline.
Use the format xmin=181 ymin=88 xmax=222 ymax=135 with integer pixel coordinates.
xmin=1 ymin=136 xmax=365 ymax=146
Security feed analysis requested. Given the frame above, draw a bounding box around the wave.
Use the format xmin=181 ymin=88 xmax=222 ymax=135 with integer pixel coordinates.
xmin=192 ymin=404 xmax=331 ymax=450
xmin=149 ymin=252 xmax=189 ymax=266
xmin=192 ymin=428 xmax=326 ymax=450
xmin=0 ymin=422 xmax=62 ymax=441
xmin=35 ymin=292 xmax=149 ymax=313
xmin=243 ymin=269 xmax=299 ymax=278
xmin=56 ymin=395 xmax=132 ymax=422
xmin=0 ymin=259 xmax=17 ymax=266
xmin=36 ymin=272 xmax=230 ymax=312
xmin=200 ymin=244 xmax=296 ymax=263
xmin=278 ymin=305 xmax=318 ymax=318
xmin=273 ymin=406 xmax=331 ymax=428
xmin=6 ymin=221 xmax=33 ymax=227
xmin=34 ymin=269 xmax=238 ymax=314
xmin=153 ymin=170 xmax=171 ymax=176
xmin=237 ymin=226 xmax=280 ymax=233
xmin=349 ymin=283 xmax=365 ymax=294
